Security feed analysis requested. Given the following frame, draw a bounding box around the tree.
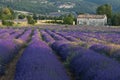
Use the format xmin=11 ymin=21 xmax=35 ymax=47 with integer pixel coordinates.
xmin=111 ymin=13 xmax=120 ymax=26
xmin=0 ymin=7 xmax=15 ymax=20
xmin=27 ymin=15 xmax=37 ymax=25
xmin=97 ymin=4 xmax=112 ymax=25
xmin=63 ymin=14 xmax=74 ymax=25
xmin=97 ymin=4 xmax=112 ymax=19
xmin=2 ymin=20 xmax=14 ymax=26
xmin=2 ymin=7 xmax=11 ymax=15
xmin=0 ymin=7 xmax=15 ymax=26
xmin=33 ymin=14 xmax=38 ymax=20
xmin=18 ymin=14 xmax=26 ymax=19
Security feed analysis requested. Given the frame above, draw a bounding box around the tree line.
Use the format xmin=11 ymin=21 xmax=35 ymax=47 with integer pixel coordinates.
xmin=0 ymin=7 xmax=37 ymax=26
xmin=0 ymin=5 xmax=120 ymax=26
xmin=0 ymin=7 xmax=75 ymax=26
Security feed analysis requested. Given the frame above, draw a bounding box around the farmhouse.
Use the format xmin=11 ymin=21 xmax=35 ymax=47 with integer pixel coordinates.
xmin=77 ymin=14 xmax=107 ymax=26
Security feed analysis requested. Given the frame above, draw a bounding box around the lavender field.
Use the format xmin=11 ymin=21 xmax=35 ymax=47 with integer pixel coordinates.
xmin=0 ymin=26 xmax=120 ymax=80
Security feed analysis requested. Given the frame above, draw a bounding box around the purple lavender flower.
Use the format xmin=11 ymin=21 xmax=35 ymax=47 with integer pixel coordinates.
xmin=41 ymin=30 xmax=55 ymax=44
xmin=14 ymin=32 xmax=70 ymax=80
xmin=51 ymin=41 xmax=120 ymax=80
xmin=0 ymin=39 xmax=22 ymax=75
xmin=46 ymin=30 xmax=68 ymax=41
xmin=69 ymin=46 xmax=120 ymax=80
xmin=89 ymin=44 xmax=112 ymax=56
xmin=18 ymin=29 xmax=32 ymax=42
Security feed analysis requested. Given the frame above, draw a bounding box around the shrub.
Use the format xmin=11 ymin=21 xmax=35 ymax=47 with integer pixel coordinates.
xmin=2 ymin=20 xmax=14 ymax=26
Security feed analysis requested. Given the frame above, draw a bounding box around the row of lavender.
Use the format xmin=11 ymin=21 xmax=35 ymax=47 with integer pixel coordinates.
xmin=0 ymin=28 xmax=31 ymax=75
xmin=41 ymin=30 xmax=120 ymax=80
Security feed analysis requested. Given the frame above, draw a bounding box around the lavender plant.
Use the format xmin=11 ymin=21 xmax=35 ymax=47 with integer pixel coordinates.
xmin=14 ymin=32 xmax=70 ymax=80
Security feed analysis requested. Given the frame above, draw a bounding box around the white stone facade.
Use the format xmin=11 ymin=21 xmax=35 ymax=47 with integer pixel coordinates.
xmin=77 ymin=14 xmax=107 ymax=26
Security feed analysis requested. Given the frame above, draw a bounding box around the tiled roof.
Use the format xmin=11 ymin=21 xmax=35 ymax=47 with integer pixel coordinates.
xmin=77 ymin=14 xmax=106 ymax=19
